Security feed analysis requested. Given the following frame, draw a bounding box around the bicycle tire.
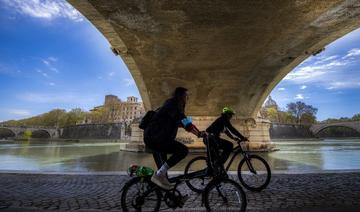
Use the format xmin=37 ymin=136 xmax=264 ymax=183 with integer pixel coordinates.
xmin=203 ymin=178 xmax=247 ymax=212
xmin=121 ymin=176 xmax=162 ymax=212
xmin=184 ymin=156 xmax=212 ymax=193
xmin=237 ymin=154 xmax=271 ymax=191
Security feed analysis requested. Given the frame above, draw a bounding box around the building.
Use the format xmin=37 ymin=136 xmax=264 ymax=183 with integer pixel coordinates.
xmin=95 ymin=95 xmax=145 ymax=123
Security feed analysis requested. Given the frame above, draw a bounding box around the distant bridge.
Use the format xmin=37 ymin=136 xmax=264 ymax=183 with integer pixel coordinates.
xmin=310 ymin=121 xmax=360 ymax=135
xmin=0 ymin=125 xmax=59 ymax=139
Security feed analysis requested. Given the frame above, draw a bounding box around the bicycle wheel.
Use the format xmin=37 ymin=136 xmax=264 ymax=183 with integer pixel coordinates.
xmin=204 ymin=178 xmax=246 ymax=212
xmin=121 ymin=176 xmax=162 ymax=212
xmin=237 ymin=155 xmax=271 ymax=191
xmin=184 ymin=156 xmax=212 ymax=193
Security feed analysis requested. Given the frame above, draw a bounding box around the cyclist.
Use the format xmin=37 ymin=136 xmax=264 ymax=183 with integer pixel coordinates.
xmin=144 ymin=87 xmax=202 ymax=190
xmin=206 ymin=107 xmax=248 ymax=165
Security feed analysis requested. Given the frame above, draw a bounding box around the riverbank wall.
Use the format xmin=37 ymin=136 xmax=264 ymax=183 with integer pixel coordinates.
xmin=270 ymin=123 xmax=315 ymax=139
xmin=59 ymin=123 xmax=126 ymax=140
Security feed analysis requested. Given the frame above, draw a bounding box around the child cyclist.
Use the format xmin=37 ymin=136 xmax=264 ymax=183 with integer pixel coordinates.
xmin=206 ymin=107 xmax=248 ymax=164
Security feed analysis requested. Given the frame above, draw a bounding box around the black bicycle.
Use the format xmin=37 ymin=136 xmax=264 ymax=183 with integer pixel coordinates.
xmin=120 ymin=135 xmax=247 ymax=212
xmin=185 ymin=135 xmax=271 ymax=192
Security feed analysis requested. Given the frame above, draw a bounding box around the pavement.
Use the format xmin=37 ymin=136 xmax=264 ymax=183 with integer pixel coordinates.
xmin=0 ymin=171 xmax=359 ymax=211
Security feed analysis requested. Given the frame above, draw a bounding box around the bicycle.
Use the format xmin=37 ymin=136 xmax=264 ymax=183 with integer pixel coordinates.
xmin=185 ymin=135 xmax=271 ymax=192
xmin=120 ymin=135 xmax=247 ymax=212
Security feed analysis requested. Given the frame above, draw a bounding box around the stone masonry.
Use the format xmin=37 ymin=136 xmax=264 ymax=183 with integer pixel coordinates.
xmin=0 ymin=172 xmax=359 ymax=211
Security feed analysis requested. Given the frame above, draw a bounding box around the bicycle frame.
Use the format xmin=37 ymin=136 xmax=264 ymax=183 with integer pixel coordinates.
xmin=224 ymin=141 xmax=257 ymax=174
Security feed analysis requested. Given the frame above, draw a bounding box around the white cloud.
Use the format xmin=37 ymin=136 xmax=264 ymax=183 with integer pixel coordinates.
xmin=42 ymin=59 xmax=50 ymax=66
xmin=108 ymin=72 xmax=115 ymax=77
xmin=48 ymin=57 xmax=58 ymax=62
xmin=326 ymin=81 xmax=360 ymax=90
xmin=40 ymin=57 xmax=60 ymax=73
xmin=17 ymin=92 xmax=97 ymax=105
xmin=3 ymin=0 xmax=83 ymax=22
xmin=278 ymin=87 xmax=285 ymax=91
xmin=300 ymin=85 xmax=307 ymax=89
xmin=343 ymin=48 xmax=360 ymax=59
xmin=0 ymin=63 xmax=22 ymax=77
xmin=295 ymin=94 xmax=304 ymax=100
xmin=314 ymin=55 xmax=338 ymax=65
xmin=9 ymin=109 xmax=31 ymax=116
xmin=50 ymin=67 xmax=59 ymax=73
xmin=48 ymin=82 xmax=55 ymax=86
xmin=124 ymin=78 xmax=135 ymax=86
xmin=285 ymin=56 xmax=352 ymax=83
xmin=36 ymin=69 xmax=49 ymax=78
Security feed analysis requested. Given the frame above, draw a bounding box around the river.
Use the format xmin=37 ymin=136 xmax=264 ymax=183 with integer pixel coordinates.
xmin=0 ymin=139 xmax=359 ymax=172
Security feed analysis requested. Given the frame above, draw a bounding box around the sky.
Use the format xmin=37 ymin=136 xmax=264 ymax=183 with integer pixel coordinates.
xmin=0 ymin=0 xmax=140 ymax=122
xmin=0 ymin=0 xmax=359 ymax=122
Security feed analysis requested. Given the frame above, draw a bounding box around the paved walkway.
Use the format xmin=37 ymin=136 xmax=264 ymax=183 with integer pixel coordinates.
xmin=0 ymin=172 xmax=359 ymax=211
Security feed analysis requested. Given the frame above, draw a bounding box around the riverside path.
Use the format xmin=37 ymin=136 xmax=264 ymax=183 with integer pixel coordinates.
xmin=0 ymin=171 xmax=359 ymax=211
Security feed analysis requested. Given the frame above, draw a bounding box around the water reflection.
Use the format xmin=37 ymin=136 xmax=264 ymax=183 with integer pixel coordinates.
xmin=0 ymin=139 xmax=359 ymax=172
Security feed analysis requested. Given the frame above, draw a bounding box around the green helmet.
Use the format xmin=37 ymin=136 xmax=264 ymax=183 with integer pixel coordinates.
xmin=222 ymin=106 xmax=235 ymax=115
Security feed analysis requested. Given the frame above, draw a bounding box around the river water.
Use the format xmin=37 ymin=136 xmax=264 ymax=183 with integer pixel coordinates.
xmin=0 ymin=139 xmax=359 ymax=172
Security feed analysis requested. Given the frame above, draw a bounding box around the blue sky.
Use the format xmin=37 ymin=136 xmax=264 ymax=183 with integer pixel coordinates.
xmin=0 ymin=0 xmax=140 ymax=122
xmin=0 ymin=0 xmax=359 ymax=122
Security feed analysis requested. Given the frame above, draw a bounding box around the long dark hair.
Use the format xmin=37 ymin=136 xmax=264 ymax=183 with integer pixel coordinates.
xmin=172 ymin=87 xmax=188 ymax=110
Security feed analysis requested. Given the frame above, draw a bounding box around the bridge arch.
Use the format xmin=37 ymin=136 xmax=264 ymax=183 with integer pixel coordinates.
xmin=315 ymin=125 xmax=360 ymax=136
xmin=69 ymin=1 xmax=360 ymax=118
xmin=311 ymin=122 xmax=360 ymax=135
xmin=0 ymin=127 xmax=16 ymax=139
xmin=31 ymin=130 xmax=51 ymax=139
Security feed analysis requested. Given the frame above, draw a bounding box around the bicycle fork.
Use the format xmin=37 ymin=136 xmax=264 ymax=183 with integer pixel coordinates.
xmin=244 ymin=155 xmax=257 ymax=174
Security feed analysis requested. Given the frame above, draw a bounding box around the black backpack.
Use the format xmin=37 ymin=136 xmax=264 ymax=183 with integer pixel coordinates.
xmin=139 ymin=110 xmax=156 ymax=130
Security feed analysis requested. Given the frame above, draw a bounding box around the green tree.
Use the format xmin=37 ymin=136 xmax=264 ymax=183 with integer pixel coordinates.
xmin=267 ymin=107 xmax=279 ymax=123
xmin=287 ymin=101 xmax=318 ymax=124
xmin=23 ymin=130 xmax=32 ymax=140
xmin=89 ymin=107 xmax=109 ymax=124
xmin=65 ymin=108 xmax=87 ymax=126
xmin=278 ymin=111 xmax=296 ymax=124
xmin=352 ymin=113 xmax=360 ymax=121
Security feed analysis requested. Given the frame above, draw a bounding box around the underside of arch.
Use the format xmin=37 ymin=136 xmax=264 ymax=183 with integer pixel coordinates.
xmin=31 ymin=130 xmax=51 ymax=138
xmin=69 ymin=0 xmax=360 ymax=118
xmin=315 ymin=125 xmax=360 ymax=135
xmin=0 ymin=128 xmax=16 ymax=138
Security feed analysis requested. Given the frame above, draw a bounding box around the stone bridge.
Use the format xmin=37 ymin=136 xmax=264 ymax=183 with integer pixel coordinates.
xmin=310 ymin=121 xmax=360 ymax=135
xmin=68 ymin=0 xmax=360 ymax=149
xmin=0 ymin=125 xmax=59 ymax=139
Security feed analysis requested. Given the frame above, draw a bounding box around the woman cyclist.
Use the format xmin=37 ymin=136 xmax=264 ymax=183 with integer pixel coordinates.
xmin=144 ymin=87 xmax=202 ymax=190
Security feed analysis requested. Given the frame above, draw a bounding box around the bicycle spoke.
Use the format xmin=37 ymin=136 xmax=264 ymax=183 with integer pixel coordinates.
xmin=238 ymin=155 xmax=271 ymax=191
xmin=205 ymin=179 xmax=246 ymax=211
xmin=121 ymin=177 xmax=161 ymax=212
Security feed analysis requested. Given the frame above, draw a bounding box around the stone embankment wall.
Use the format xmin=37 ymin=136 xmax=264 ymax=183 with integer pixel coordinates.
xmin=270 ymin=123 xmax=315 ymax=139
xmin=125 ymin=117 xmax=274 ymax=152
xmin=60 ymin=123 xmax=124 ymax=140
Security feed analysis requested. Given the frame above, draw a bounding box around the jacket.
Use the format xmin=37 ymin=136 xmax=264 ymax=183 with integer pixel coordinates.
xmin=144 ymin=98 xmax=186 ymax=144
xmin=206 ymin=114 xmax=245 ymax=140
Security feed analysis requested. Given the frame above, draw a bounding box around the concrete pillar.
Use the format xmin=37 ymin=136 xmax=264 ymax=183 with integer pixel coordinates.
xmin=123 ymin=116 xmax=274 ymax=152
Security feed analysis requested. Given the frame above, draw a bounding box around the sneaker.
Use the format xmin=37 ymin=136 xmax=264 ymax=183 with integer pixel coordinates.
xmin=151 ymin=174 xmax=173 ymax=190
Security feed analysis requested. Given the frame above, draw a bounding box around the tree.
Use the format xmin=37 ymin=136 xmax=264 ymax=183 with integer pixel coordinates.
xmin=352 ymin=113 xmax=360 ymax=121
xmin=89 ymin=107 xmax=108 ymax=124
xmin=65 ymin=108 xmax=87 ymax=126
xmin=23 ymin=130 xmax=32 ymax=140
xmin=267 ymin=107 xmax=279 ymax=123
xmin=278 ymin=111 xmax=296 ymax=124
xmin=287 ymin=101 xmax=318 ymax=124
